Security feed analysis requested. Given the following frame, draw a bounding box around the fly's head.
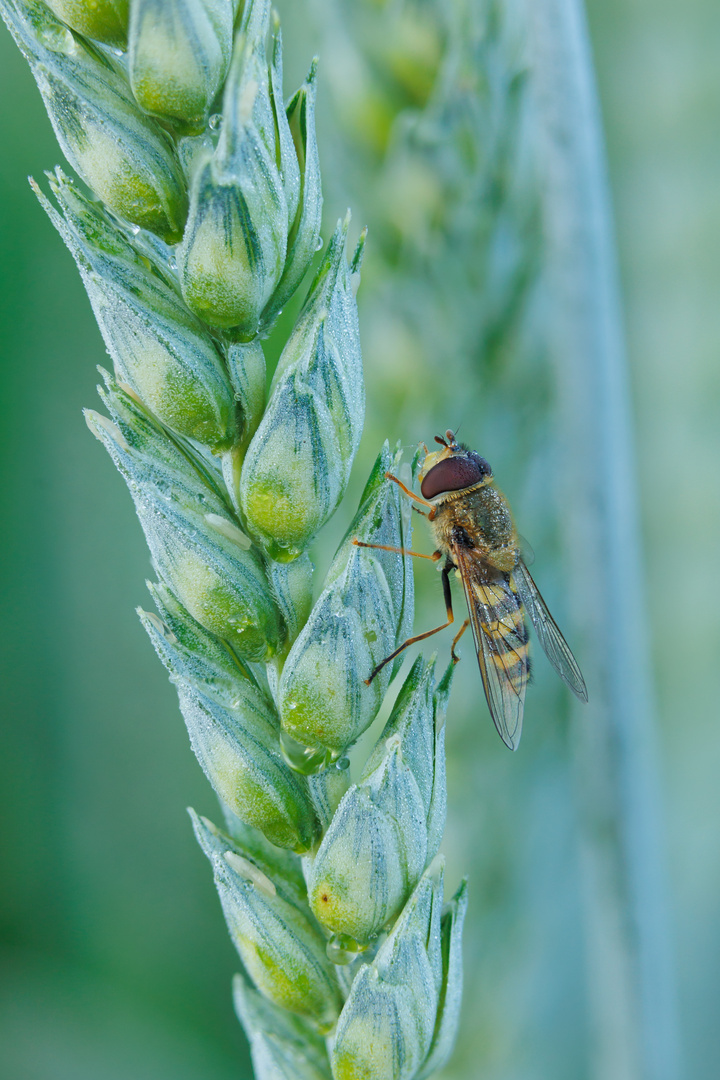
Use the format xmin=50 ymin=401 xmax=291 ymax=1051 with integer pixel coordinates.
xmin=418 ymin=429 xmax=493 ymax=500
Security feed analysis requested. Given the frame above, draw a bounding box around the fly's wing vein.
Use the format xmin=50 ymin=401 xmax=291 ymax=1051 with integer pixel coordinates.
xmin=513 ymin=560 xmax=588 ymax=702
xmin=452 ymin=544 xmax=528 ymax=750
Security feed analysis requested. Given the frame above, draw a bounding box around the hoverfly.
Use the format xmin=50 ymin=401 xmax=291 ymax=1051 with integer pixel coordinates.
xmin=353 ymin=430 xmax=587 ymax=749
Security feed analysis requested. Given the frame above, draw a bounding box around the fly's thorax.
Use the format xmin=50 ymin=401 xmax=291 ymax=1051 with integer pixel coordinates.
xmin=429 ymin=482 xmax=518 ymax=569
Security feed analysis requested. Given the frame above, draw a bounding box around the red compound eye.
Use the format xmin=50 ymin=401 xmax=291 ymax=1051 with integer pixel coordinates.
xmin=421 ymin=454 xmax=490 ymax=498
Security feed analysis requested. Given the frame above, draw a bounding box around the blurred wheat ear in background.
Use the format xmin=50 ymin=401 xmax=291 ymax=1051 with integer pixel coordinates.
xmin=0 ymin=1 xmax=682 ymax=1079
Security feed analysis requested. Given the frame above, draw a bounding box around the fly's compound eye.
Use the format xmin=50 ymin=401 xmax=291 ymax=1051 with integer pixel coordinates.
xmin=420 ymin=454 xmax=492 ymax=499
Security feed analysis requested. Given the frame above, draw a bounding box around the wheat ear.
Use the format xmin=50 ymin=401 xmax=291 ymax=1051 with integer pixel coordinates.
xmin=0 ymin=1 xmax=467 ymax=1077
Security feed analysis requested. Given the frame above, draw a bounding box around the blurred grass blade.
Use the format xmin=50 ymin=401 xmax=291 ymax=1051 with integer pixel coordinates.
xmin=528 ymin=2 xmax=680 ymax=1078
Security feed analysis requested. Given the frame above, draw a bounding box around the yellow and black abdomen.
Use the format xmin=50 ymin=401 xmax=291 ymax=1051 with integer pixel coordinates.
xmin=473 ymin=576 xmax=531 ymax=696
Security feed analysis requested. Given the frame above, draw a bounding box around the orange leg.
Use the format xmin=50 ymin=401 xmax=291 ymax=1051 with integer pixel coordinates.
xmin=352 ymin=539 xmax=441 ymax=562
xmin=384 ymin=472 xmax=437 ymax=520
xmin=365 ymin=564 xmax=455 ymax=685
xmin=450 ymin=619 xmax=470 ymax=662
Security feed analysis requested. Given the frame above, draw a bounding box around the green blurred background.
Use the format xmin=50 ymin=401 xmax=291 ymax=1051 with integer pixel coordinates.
xmin=0 ymin=2 xmax=717 ymax=1078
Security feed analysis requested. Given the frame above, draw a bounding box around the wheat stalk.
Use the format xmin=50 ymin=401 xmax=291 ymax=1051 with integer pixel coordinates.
xmin=0 ymin=1 xmax=467 ymax=1077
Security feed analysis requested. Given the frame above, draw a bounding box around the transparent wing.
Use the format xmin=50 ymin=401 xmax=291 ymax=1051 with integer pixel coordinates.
xmin=518 ymin=533 xmax=535 ymax=567
xmin=452 ymin=544 xmax=529 ymax=751
xmin=513 ymin=560 xmax=588 ymax=702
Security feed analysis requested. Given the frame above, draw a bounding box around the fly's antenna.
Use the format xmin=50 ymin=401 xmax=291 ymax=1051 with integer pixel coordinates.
xmin=434 ymin=433 xmax=448 ymax=447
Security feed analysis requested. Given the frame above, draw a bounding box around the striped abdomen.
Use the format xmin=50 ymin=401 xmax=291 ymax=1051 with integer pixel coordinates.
xmin=476 ymin=577 xmax=530 ymax=692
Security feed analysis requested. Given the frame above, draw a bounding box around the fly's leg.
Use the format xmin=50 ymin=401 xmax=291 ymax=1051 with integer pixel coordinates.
xmin=384 ymin=471 xmax=437 ymax=520
xmin=365 ymin=564 xmax=455 ymax=685
xmin=352 ymin=539 xmax=442 ymax=562
xmin=450 ymin=619 xmax=470 ymax=663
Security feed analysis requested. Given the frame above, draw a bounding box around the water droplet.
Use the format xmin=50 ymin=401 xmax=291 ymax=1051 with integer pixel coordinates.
xmin=113 ymin=47 xmax=125 ymax=57
xmin=208 ymin=113 xmax=223 ymax=131
xmin=280 ymin=730 xmax=333 ymax=775
xmin=38 ymin=25 xmax=77 ymax=55
xmin=143 ymin=611 xmax=178 ymax=645
xmin=130 ymin=224 xmax=141 ymax=236
xmin=335 ymin=757 xmax=350 ymax=771
xmin=315 ymin=237 xmax=324 ymax=251
xmin=326 ymin=933 xmax=366 ymax=966
xmin=168 ymin=256 xmax=178 ymax=271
